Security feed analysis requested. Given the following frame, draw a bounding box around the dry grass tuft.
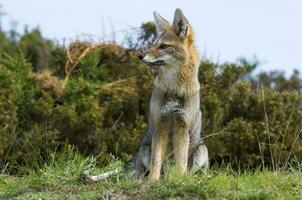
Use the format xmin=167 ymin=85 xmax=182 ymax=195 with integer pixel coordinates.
xmin=28 ymin=70 xmax=64 ymax=95
xmin=63 ymin=41 xmax=97 ymax=89
xmin=99 ymin=77 xmax=138 ymax=96
xmin=29 ymin=41 xmax=139 ymax=98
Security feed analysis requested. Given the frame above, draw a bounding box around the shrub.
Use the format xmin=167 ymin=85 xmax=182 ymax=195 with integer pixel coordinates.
xmin=0 ymin=23 xmax=302 ymax=173
xmin=200 ymin=60 xmax=302 ymax=168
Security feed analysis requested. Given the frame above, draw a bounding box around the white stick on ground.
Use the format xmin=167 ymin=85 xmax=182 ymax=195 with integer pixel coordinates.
xmin=81 ymin=168 xmax=121 ymax=182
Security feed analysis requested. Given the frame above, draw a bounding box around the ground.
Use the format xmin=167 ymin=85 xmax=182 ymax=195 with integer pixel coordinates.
xmin=1 ymin=154 xmax=302 ymax=200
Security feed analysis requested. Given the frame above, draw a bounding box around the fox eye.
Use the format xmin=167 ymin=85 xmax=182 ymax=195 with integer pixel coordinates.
xmin=159 ymin=44 xmax=170 ymax=49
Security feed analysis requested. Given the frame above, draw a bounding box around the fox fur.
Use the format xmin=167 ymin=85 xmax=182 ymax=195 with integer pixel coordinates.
xmin=81 ymin=8 xmax=208 ymax=183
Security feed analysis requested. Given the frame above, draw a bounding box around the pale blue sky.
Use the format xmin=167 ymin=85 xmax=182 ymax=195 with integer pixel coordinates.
xmin=1 ymin=0 xmax=302 ymax=75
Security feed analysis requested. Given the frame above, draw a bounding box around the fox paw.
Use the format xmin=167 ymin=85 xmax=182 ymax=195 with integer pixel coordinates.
xmin=173 ymin=108 xmax=188 ymax=125
xmin=160 ymin=101 xmax=181 ymax=116
xmin=160 ymin=101 xmax=188 ymax=124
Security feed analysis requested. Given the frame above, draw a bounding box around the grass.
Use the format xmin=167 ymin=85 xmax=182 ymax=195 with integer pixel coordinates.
xmin=1 ymin=153 xmax=302 ymax=200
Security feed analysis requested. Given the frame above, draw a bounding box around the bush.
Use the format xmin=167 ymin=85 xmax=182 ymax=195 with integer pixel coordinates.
xmin=0 ymin=23 xmax=302 ymax=173
xmin=200 ymin=60 xmax=302 ymax=168
xmin=0 ymin=37 xmax=154 ymax=172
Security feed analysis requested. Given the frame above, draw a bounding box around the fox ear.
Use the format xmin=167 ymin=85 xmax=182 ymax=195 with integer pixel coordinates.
xmin=172 ymin=8 xmax=190 ymax=38
xmin=153 ymin=11 xmax=170 ymax=33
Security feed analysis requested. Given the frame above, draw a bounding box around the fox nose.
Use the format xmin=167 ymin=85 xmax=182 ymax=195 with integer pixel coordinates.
xmin=138 ymin=54 xmax=145 ymax=61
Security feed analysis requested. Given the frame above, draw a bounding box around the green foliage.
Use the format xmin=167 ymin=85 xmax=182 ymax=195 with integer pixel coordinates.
xmin=0 ymin=19 xmax=302 ymax=173
xmin=200 ymin=60 xmax=302 ymax=168
xmin=0 ymin=29 xmax=154 ymax=172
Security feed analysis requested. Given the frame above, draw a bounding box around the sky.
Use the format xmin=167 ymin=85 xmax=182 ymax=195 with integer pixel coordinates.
xmin=1 ymin=0 xmax=302 ymax=75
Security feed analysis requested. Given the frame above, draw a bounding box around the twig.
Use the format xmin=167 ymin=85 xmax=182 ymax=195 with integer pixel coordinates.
xmin=282 ymin=128 xmax=302 ymax=169
xmin=261 ymin=84 xmax=275 ymax=170
xmin=278 ymin=105 xmax=295 ymax=167
xmin=256 ymin=134 xmax=265 ymax=169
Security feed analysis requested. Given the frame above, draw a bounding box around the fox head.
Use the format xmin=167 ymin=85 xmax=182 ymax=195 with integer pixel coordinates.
xmin=139 ymin=8 xmax=197 ymax=69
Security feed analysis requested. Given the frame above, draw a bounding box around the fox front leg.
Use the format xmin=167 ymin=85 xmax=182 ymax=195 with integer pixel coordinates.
xmin=149 ymin=121 xmax=169 ymax=182
xmin=173 ymin=109 xmax=190 ymax=174
xmin=161 ymin=100 xmax=190 ymax=174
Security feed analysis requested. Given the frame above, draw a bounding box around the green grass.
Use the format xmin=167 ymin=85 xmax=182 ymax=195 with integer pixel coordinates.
xmin=1 ymin=153 xmax=302 ymax=200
